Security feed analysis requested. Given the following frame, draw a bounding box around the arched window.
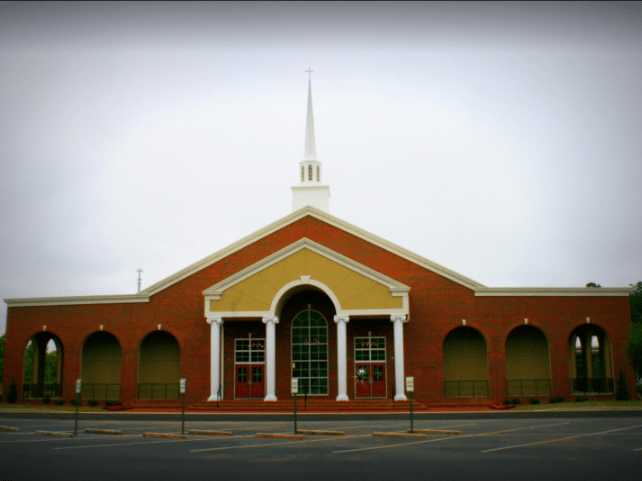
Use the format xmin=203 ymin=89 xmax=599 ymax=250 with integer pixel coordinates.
xmin=300 ymin=166 xmax=304 ymax=183
xmin=291 ymin=308 xmax=328 ymax=395
xmin=569 ymin=325 xmax=611 ymax=393
xmin=316 ymin=165 xmax=320 ymax=182
xmin=308 ymin=165 xmax=313 ymax=181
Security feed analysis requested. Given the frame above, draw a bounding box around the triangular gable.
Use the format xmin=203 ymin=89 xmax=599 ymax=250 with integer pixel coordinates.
xmin=203 ymin=238 xmax=409 ymax=318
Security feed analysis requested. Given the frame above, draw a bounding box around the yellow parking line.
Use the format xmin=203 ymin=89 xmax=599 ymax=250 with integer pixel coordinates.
xmin=333 ymin=422 xmax=570 ymax=454
xmin=482 ymin=423 xmax=642 ymax=453
xmin=191 ymin=434 xmax=370 ymax=453
xmin=53 ymin=434 xmax=255 ymax=451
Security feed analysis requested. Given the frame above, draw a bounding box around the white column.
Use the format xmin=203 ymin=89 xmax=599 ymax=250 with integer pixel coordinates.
xmin=391 ymin=314 xmax=408 ymax=401
xmin=334 ymin=315 xmax=350 ymax=401
xmin=207 ymin=316 xmax=223 ymax=401
xmin=263 ymin=315 xmax=279 ymax=401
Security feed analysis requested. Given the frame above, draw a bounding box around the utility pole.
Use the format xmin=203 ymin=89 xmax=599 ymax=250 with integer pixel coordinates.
xmin=137 ymin=269 xmax=143 ymax=293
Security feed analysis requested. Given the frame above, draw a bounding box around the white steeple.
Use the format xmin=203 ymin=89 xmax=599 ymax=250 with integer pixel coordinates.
xmin=292 ymin=68 xmax=330 ymax=212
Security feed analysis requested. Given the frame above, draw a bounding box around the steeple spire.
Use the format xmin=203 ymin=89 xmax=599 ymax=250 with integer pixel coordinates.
xmin=291 ymin=68 xmax=330 ymax=212
xmin=304 ymin=68 xmax=317 ymax=161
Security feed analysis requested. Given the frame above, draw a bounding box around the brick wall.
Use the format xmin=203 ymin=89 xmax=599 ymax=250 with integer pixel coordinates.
xmin=3 ymin=214 xmax=634 ymax=404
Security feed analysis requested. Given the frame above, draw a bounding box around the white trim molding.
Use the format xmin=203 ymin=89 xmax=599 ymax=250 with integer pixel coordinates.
xmin=474 ymin=287 xmax=632 ymax=297
xmin=4 ymin=206 xmax=633 ymax=307
xmin=203 ymin=238 xmax=411 ymax=320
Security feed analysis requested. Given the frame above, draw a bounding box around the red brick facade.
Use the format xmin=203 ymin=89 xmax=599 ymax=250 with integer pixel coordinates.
xmin=3 ymin=214 xmax=635 ymax=404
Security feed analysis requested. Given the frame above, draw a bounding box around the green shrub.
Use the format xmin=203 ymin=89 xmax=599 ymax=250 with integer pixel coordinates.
xmin=549 ymin=396 xmax=564 ymax=403
xmin=575 ymin=395 xmax=589 ymax=402
xmin=511 ymin=398 xmax=521 ymax=405
xmin=53 ymin=399 xmax=64 ymax=406
xmin=105 ymin=400 xmax=120 ymax=407
xmin=7 ymin=381 xmax=17 ymax=404
xmin=529 ymin=398 xmax=540 ymax=405
xmin=616 ymin=370 xmax=629 ymax=400
xmin=87 ymin=400 xmax=99 ymax=407
xmin=42 ymin=396 xmax=51 ymax=404
xmin=70 ymin=399 xmax=80 ymax=407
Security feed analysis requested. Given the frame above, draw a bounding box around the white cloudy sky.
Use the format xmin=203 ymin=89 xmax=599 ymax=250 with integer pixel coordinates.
xmin=1 ymin=2 xmax=642 ymax=334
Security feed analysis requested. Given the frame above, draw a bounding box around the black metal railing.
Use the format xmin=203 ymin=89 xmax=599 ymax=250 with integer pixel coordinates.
xmin=507 ymin=379 xmax=551 ymax=397
xmin=81 ymin=383 xmax=121 ymax=401
xmin=137 ymin=383 xmax=180 ymax=400
xmin=22 ymin=383 xmax=61 ymax=399
xmin=571 ymin=377 xmax=613 ymax=394
xmin=444 ymin=380 xmax=489 ymax=398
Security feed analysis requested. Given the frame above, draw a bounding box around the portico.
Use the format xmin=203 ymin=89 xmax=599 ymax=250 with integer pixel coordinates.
xmin=203 ymin=238 xmax=410 ymax=402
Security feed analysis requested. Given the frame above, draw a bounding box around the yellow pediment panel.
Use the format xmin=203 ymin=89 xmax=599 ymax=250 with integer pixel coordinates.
xmin=206 ymin=242 xmax=407 ymax=314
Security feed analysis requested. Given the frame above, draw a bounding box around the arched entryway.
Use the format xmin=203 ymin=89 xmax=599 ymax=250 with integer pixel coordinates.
xmin=137 ymin=331 xmax=181 ymax=400
xmin=569 ymin=324 xmax=613 ymax=394
xmin=81 ymin=331 xmax=122 ymax=401
xmin=277 ymin=287 xmax=336 ymax=398
xmin=506 ymin=325 xmax=551 ymax=397
xmin=22 ymin=332 xmax=63 ymax=399
xmin=443 ymin=326 xmax=489 ymax=398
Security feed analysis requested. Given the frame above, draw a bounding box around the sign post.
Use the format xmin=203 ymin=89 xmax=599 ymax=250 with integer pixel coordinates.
xmin=291 ymin=378 xmax=299 ymax=434
xmin=179 ymin=378 xmax=187 ymax=435
xmin=74 ymin=378 xmax=82 ymax=437
xmin=405 ymin=376 xmax=415 ymax=433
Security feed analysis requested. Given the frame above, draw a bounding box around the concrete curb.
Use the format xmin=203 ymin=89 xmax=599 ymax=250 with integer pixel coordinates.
xmin=143 ymin=432 xmax=187 ymax=440
xmin=84 ymin=428 xmax=125 ymax=435
xmin=296 ymin=429 xmax=345 ymax=436
xmin=0 ymin=425 xmax=19 ymax=432
xmin=255 ymin=432 xmax=305 ymax=440
xmin=34 ymin=430 xmax=74 ymax=438
xmin=412 ymin=428 xmax=462 ymax=435
xmin=187 ymin=429 xmax=233 ymax=436
xmin=372 ymin=431 xmax=428 ymax=438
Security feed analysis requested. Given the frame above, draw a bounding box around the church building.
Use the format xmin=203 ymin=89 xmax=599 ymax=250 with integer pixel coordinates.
xmin=3 ymin=77 xmax=635 ymax=409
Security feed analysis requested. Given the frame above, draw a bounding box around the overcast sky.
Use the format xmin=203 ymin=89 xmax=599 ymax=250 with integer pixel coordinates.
xmin=1 ymin=2 xmax=642 ymax=335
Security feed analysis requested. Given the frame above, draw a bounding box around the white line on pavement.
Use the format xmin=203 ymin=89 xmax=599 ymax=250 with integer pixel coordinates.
xmin=191 ymin=434 xmax=370 ymax=453
xmin=0 ymin=435 xmax=140 ymax=445
xmin=332 ymin=422 xmax=571 ymax=455
xmin=482 ymin=424 xmax=642 ymax=453
xmin=53 ymin=434 xmax=256 ymax=451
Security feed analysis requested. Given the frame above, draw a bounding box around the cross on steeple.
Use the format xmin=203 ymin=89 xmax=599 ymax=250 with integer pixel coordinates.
xmin=305 ymin=67 xmax=314 ymax=80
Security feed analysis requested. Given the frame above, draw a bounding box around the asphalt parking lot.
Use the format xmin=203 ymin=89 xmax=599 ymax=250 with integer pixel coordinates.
xmin=1 ymin=413 xmax=641 ymax=481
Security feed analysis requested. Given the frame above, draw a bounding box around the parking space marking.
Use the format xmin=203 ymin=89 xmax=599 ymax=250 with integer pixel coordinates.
xmin=53 ymin=434 xmax=256 ymax=451
xmin=482 ymin=424 xmax=642 ymax=453
xmin=333 ymin=422 xmax=571 ymax=454
xmin=191 ymin=434 xmax=370 ymax=454
xmin=0 ymin=435 xmax=138 ymax=445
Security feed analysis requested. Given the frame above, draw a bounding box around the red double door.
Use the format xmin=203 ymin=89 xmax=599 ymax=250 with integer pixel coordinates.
xmin=355 ymin=363 xmax=386 ymax=398
xmin=235 ymin=365 xmax=265 ymax=399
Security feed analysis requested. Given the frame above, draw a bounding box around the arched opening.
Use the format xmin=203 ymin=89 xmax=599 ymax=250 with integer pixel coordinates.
xmin=81 ymin=331 xmax=122 ymax=402
xmin=506 ymin=325 xmax=551 ymax=397
xmin=277 ymin=286 xmax=336 ymax=398
xmin=22 ymin=333 xmax=63 ymax=399
xmin=137 ymin=331 xmax=181 ymax=400
xmin=443 ymin=326 xmax=489 ymax=398
xmin=308 ymin=164 xmax=313 ymax=181
xmin=569 ymin=324 xmax=613 ymax=393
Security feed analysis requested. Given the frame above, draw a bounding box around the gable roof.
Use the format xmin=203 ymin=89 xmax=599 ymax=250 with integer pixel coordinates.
xmin=4 ymin=206 xmax=632 ymax=306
